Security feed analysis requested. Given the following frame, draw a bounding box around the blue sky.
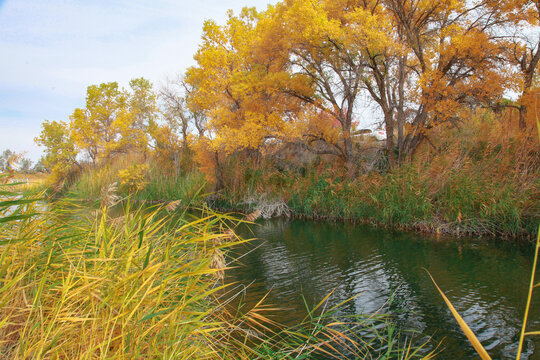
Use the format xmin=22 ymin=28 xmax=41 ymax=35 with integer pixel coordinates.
xmin=0 ymin=0 xmax=275 ymax=161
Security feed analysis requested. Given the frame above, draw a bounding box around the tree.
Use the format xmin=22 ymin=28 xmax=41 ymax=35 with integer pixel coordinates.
xmin=186 ymin=8 xmax=303 ymax=155
xmin=369 ymin=0 xmax=509 ymax=161
xmin=260 ymin=0 xmax=390 ymax=168
xmin=264 ymin=0 xmax=513 ymax=166
xmin=159 ymin=75 xmax=206 ymax=151
xmin=122 ymin=77 xmax=157 ymax=154
xmin=70 ymin=79 xmax=157 ymax=164
xmin=34 ymin=120 xmax=79 ymax=178
xmin=0 ymin=149 xmax=13 ymax=172
xmin=19 ymin=158 xmax=33 ymax=174
xmin=0 ymin=150 xmax=35 ymax=174
xmin=147 ymin=119 xmax=182 ymax=174
xmin=70 ymin=82 xmax=127 ymax=163
xmin=32 ymin=159 xmax=46 ymax=173
xmin=0 ymin=149 xmax=21 ymax=173
xmin=492 ymin=0 xmax=539 ymax=129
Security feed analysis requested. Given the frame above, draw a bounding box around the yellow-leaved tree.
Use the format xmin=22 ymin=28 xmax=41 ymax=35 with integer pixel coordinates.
xmin=70 ymin=78 xmax=157 ymax=164
xmin=489 ymin=0 xmax=539 ymax=129
xmin=34 ymin=120 xmax=80 ymax=185
xmin=257 ymin=0 xmax=512 ymax=166
xmin=186 ymin=7 xmax=305 ymax=185
xmin=260 ymin=0 xmax=391 ymax=168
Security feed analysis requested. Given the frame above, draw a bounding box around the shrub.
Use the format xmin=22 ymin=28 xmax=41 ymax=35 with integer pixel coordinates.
xmin=118 ymin=163 xmax=148 ymax=192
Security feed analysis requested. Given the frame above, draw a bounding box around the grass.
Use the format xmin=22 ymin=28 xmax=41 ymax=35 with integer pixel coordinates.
xmin=219 ymin=162 xmax=536 ymax=238
xmin=213 ymin=108 xmax=539 ymax=239
xmin=0 ymin=172 xmax=47 ymax=192
xmin=68 ymin=156 xmax=206 ymax=207
xmin=0 ymin=185 xmax=239 ymax=358
xmin=0 ymin=177 xmax=433 ymax=359
xmin=45 ymin=107 xmax=538 ymax=240
xmin=133 ymin=165 xmax=206 ymax=203
xmin=427 ymin=108 xmax=540 ymax=360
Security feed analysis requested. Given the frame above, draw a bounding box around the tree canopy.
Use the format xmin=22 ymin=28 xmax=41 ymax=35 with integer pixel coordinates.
xmin=36 ymin=0 xmax=539 ymax=180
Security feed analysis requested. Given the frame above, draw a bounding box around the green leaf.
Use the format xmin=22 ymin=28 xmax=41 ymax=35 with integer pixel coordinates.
xmin=138 ymin=217 xmax=147 ymax=249
xmin=0 ymin=198 xmax=42 ymax=209
xmin=139 ymin=307 xmax=173 ymax=322
xmin=0 ymin=213 xmax=39 ymax=224
xmin=143 ymin=243 xmax=153 ymax=269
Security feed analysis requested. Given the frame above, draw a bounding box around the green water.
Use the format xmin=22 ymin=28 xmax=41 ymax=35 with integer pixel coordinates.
xmin=226 ymin=218 xmax=540 ymax=359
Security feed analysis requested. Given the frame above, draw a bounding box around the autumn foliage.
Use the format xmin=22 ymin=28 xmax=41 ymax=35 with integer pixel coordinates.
xmin=34 ymin=0 xmax=539 ymax=235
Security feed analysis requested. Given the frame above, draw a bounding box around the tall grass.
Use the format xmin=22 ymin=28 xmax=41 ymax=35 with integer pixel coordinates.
xmin=213 ymin=108 xmax=538 ymax=238
xmin=428 ymin=106 xmax=540 ymax=360
xmin=0 ymin=180 xmax=433 ymax=359
xmin=0 ymin=186 xmax=239 ymax=358
xmin=69 ymin=155 xmax=206 ymax=205
xmin=133 ymin=164 xmax=206 ymax=203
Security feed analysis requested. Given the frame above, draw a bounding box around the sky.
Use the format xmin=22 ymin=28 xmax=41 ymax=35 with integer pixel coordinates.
xmin=0 ymin=0 xmax=277 ymax=161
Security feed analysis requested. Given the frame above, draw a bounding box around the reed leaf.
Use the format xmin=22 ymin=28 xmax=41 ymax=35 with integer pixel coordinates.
xmin=0 ymin=213 xmax=39 ymax=224
xmin=516 ymin=225 xmax=540 ymax=359
xmin=426 ymin=269 xmax=492 ymax=360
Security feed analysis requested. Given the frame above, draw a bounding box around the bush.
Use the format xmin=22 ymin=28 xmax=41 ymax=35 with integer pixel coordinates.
xmin=118 ymin=163 xmax=148 ymax=192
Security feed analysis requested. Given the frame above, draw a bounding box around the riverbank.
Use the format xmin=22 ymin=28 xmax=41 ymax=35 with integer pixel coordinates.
xmin=210 ymin=164 xmax=538 ymax=241
xmin=42 ymin=114 xmax=538 ymax=241
xmin=38 ymin=106 xmax=539 ymax=242
xmin=208 ymin=115 xmax=539 ymax=241
xmin=60 ymin=163 xmax=538 ymax=242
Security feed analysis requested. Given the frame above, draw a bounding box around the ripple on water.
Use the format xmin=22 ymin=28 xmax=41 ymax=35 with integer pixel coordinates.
xmin=228 ymin=218 xmax=540 ymax=360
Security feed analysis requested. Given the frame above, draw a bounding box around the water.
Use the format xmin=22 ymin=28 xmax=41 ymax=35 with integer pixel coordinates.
xmin=225 ymin=218 xmax=540 ymax=359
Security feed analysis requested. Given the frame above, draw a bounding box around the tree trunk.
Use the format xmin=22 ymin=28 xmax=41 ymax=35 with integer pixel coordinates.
xmin=213 ymin=151 xmax=224 ymax=192
xmin=343 ymin=134 xmax=357 ymax=177
xmin=402 ymin=132 xmax=424 ymax=160
xmin=397 ymin=54 xmax=406 ymax=162
xmin=519 ymin=104 xmax=527 ymax=130
xmin=384 ymin=111 xmax=395 ymax=168
xmin=182 ymin=127 xmax=189 ymax=151
xmin=519 ymin=40 xmax=540 ymax=130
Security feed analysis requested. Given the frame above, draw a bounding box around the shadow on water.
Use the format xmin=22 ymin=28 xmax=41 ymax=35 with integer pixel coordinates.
xmin=226 ymin=218 xmax=540 ymax=359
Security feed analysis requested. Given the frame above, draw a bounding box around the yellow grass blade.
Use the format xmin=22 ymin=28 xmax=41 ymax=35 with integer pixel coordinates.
xmin=426 ymin=270 xmax=492 ymax=360
xmin=516 ymin=225 xmax=540 ymax=359
xmin=536 ymin=100 xmax=540 ymax=143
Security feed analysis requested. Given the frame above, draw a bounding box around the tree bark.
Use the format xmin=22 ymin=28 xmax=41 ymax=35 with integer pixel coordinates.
xmin=213 ymin=151 xmax=225 ymax=192
xmin=397 ymin=54 xmax=406 ymax=162
xmin=519 ymin=103 xmax=527 ymax=130
xmin=384 ymin=111 xmax=395 ymax=168
xmin=518 ymin=39 xmax=540 ymax=130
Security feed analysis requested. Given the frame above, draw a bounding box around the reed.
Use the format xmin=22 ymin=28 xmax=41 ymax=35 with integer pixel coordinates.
xmin=428 ymin=110 xmax=540 ymax=359
xmin=427 ymin=226 xmax=539 ymax=359
xmin=134 ymin=165 xmax=206 ymax=203
xmin=0 ymin=179 xmax=431 ymax=359
xmin=0 ymin=183 xmax=238 ymax=358
xmin=68 ymin=156 xmax=206 ymax=205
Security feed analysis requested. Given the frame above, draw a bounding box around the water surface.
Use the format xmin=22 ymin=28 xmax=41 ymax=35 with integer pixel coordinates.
xmin=226 ymin=218 xmax=540 ymax=359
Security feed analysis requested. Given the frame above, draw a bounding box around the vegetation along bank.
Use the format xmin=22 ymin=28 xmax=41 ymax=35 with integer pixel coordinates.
xmin=25 ymin=0 xmax=540 ymax=241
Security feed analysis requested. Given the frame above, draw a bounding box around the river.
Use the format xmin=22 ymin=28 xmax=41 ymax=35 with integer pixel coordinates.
xmin=225 ymin=218 xmax=540 ymax=359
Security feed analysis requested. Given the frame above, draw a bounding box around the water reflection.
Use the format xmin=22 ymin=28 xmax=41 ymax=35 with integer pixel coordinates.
xmin=226 ymin=218 xmax=540 ymax=359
